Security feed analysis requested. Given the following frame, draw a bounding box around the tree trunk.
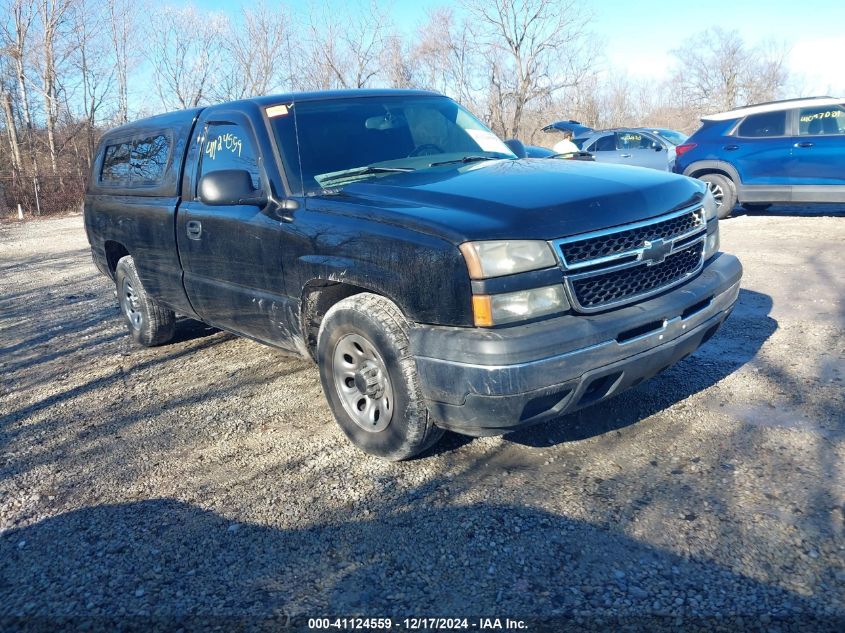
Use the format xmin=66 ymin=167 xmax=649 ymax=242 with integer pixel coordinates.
xmin=41 ymin=0 xmax=60 ymax=178
xmin=2 ymin=91 xmax=24 ymax=173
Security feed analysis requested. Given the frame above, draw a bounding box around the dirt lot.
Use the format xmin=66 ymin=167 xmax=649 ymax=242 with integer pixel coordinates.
xmin=1 ymin=209 xmax=843 ymax=630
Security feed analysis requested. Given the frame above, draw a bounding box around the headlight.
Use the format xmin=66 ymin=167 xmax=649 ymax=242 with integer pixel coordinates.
xmin=701 ymin=189 xmax=720 ymax=259
xmin=704 ymin=222 xmax=720 ymax=260
xmin=472 ymin=285 xmax=569 ymax=326
xmin=460 ymin=240 xmax=557 ymax=279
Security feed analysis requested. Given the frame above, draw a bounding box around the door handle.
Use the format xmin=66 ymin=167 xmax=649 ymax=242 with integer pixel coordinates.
xmin=620 ymin=153 xmax=632 ymax=158
xmin=186 ymin=220 xmax=202 ymax=240
xmin=723 ymin=144 xmax=740 ymax=151
xmin=794 ymin=141 xmax=814 ymax=148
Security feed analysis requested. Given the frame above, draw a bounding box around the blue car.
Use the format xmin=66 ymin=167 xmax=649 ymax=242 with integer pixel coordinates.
xmin=674 ymin=96 xmax=845 ymax=218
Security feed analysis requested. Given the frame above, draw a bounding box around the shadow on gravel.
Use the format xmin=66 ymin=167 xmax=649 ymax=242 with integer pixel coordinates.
xmin=0 ymin=248 xmax=91 ymax=273
xmin=504 ymin=288 xmax=776 ymax=448
xmin=1 ymin=499 xmax=841 ymax=631
xmin=170 ymin=317 xmax=220 ymax=344
xmin=0 ymin=334 xmax=235 ymax=456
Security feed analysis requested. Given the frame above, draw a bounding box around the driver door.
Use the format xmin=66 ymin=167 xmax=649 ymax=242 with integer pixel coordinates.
xmin=177 ymin=110 xmax=295 ymax=345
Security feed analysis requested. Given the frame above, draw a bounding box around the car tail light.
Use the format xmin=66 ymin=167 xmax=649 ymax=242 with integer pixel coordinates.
xmin=675 ymin=143 xmax=697 ymax=157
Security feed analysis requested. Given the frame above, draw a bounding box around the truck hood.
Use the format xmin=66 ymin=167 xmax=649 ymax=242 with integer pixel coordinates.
xmin=309 ymin=158 xmax=704 ymax=242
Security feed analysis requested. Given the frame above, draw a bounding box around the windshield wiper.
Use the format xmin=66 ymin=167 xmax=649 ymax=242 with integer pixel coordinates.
xmin=428 ymin=155 xmax=496 ymax=167
xmin=317 ymin=164 xmax=415 ymax=188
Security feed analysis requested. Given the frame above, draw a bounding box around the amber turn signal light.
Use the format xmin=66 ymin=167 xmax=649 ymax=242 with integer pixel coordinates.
xmin=471 ymin=295 xmax=494 ymax=327
xmin=459 ymin=242 xmax=484 ymax=280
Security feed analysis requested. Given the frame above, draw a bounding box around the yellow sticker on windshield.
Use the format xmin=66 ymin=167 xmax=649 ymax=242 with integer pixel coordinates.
xmin=266 ymin=104 xmax=290 ymax=118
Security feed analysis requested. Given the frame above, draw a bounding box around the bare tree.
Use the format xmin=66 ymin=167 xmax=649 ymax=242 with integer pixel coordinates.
xmin=36 ymin=0 xmax=74 ymax=176
xmin=212 ymin=1 xmax=292 ymax=101
xmin=671 ymin=27 xmax=790 ymax=115
xmin=69 ymin=0 xmax=114 ymax=166
xmin=382 ymin=34 xmax=414 ymax=89
xmin=147 ymin=4 xmax=224 ymax=110
xmin=296 ymin=0 xmax=391 ymax=90
xmin=464 ymin=0 xmax=598 ymax=139
xmin=105 ymin=0 xmax=135 ymax=123
xmin=1 ymin=0 xmax=38 ymax=177
xmin=412 ymin=7 xmax=478 ymax=108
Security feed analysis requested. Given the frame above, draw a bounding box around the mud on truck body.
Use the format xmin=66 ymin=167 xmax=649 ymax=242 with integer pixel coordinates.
xmin=84 ymin=90 xmax=742 ymax=460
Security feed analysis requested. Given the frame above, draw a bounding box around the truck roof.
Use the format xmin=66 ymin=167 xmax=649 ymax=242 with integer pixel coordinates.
xmin=251 ymin=88 xmax=441 ymax=107
xmin=100 ymin=90 xmax=444 ymax=139
xmin=100 ymin=107 xmax=204 ymax=141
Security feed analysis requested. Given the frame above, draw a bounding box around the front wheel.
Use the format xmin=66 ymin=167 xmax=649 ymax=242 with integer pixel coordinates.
xmin=316 ymin=293 xmax=444 ymax=460
xmin=699 ymin=173 xmax=737 ymax=219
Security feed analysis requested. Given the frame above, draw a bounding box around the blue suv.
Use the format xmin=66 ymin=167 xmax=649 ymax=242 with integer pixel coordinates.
xmin=674 ymin=97 xmax=845 ymax=218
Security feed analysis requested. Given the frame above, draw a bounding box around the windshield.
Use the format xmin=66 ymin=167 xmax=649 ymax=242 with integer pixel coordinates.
xmin=652 ymin=129 xmax=688 ymax=146
xmin=268 ymin=95 xmax=516 ymax=194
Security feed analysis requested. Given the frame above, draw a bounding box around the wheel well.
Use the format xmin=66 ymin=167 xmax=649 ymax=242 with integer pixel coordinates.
xmin=689 ymin=168 xmax=736 ymax=187
xmin=104 ymin=241 xmax=130 ymax=278
xmin=301 ymin=281 xmax=370 ymax=361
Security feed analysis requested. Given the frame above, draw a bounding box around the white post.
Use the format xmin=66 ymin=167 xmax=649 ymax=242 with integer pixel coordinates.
xmin=17 ymin=203 xmax=24 ymax=220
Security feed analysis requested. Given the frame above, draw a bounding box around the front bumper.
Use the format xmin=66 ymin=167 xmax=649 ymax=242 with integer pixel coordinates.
xmin=410 ymin=253 xmax=742 ymax=436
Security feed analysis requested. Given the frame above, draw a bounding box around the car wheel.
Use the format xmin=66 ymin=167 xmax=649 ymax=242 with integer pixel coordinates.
xmin=699 ymin=173 xmax=737 ymax=219
xmin=317 ymin=292 xmax=444 ymax=461
xmin=115 ymin=256 xmax=176 ymax=346
xmin=741 ymin=203 xmax=771 ymax=212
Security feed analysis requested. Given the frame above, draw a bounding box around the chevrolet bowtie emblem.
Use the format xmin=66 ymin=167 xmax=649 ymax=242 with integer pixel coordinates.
xmin=641 ymin=238 xmax=672 ymax=265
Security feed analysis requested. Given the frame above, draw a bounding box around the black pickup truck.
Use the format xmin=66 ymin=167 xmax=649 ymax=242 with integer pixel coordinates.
xmin=84 ymin=89 xmax=742 ymax=460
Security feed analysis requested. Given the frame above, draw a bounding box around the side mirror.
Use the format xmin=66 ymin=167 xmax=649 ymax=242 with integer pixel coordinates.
xmin=504 ymin=138 xmax=527 ymax=159
xmin=199 ymin=169 xmax=266 ymax=206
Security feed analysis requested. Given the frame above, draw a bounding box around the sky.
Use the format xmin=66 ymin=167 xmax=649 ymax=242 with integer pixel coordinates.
xmin=190 ymin=0 xmax=845 ymax=95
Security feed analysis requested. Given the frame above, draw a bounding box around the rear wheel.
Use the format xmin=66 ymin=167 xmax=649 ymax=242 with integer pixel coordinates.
xmin=741 ymin=203 xmax=771 ymax=212
xmin=115 ymin=256 xmax=175 ymax=346
xmin=699 ymin=173 xmax=737 ymax=219
xmin=316 ymin=293 xmax=444 ymax=460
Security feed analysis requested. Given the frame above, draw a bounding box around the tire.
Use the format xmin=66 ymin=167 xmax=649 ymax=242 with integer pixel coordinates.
xmin=699 ymin=173 xmax=737 ymax=219
xmin=316 ymin=292 xmax=444 ymax=460
xmin=115 ymin=255 xmax=176 ymax=346
xmin=742 ymin=203 xmax=771 ymax=212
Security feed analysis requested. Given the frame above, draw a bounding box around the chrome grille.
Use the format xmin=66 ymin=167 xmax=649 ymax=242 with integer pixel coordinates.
xmin=551 ymin=205 xmax=707 ymax=313
xmin=571 ymin=242 xmax=703 ymax=309
xmin=560 ymin=208 xmax=704 ymax=268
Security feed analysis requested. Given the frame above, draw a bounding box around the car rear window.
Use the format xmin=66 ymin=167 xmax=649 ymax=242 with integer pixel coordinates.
xmin=736 ymin=111 xmax=786 ymax=137
xmin=100 ymin=134 xmax=171 ymax=186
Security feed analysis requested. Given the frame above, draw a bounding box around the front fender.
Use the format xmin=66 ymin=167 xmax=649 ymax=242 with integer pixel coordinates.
xmin=286 ymin=204 xmax=474 ymax=326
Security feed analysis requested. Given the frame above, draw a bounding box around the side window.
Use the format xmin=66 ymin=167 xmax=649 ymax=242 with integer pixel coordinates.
xmin=593 ymin=134 xmax=617 ymax=152
xmin=129 ymin=135 xmax=170 ymax=183
xmin=798 ymin=104 xmax=845 ymax=135
xmin=100 ymin=134 xmax=170 ymax=186
xmin=617 ymin=132 xmax=657 ymax=150
xmin=736 ymin=111 xmax=786 ymax=137
xmin=101 ymin=143 xmax=131 ymax=183
xmin=200 ymin=123 xmax=261 ymax=191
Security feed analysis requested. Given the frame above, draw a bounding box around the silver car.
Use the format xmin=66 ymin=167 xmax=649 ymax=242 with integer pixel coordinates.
xmin=543 ymin=121 xmax=688 ymax=171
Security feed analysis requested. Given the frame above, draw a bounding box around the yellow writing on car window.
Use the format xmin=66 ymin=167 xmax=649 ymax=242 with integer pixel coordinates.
xmin=205 ymin=133 xmax=243 ymax=160
xmin=800 ymin=110 xmax=843 ymax=123
xmin=620 ymin=133 xmax=641 ymax=143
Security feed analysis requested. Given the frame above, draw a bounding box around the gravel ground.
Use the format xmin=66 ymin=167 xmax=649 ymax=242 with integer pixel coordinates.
xmin=0 ymin=208 xmax=843 ymax=631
